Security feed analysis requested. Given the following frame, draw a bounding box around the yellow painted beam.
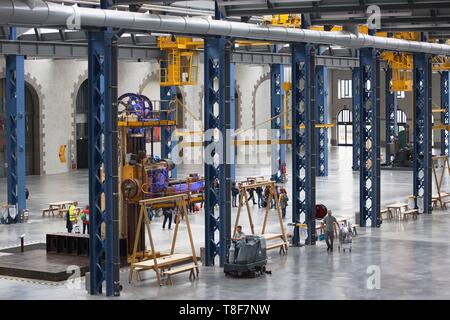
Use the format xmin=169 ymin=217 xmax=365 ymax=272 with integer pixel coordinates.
xmin=433 ymin=125 xmax=450 ymax=131
xmin=174 ymin=131 xmax=203 ymax=137
xmin=285 ymin=123 xmax=336 ymax=130
xmin=432 ymin=109 xmax=447 ymax=113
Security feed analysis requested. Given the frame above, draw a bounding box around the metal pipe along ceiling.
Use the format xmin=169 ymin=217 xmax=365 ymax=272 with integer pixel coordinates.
xmin=0 ymin=0 xmax=449 ymax=56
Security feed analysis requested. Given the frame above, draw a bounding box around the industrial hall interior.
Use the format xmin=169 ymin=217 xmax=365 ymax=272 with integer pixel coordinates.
xmin=1 ymin=0 xmax=450 ymax=301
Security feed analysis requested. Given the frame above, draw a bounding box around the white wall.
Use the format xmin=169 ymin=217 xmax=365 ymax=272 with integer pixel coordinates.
xmin=3 ymin=54 xmax=448 ymax=176
xmin=329 ymin=68 xmax=444 ymax=148
xmin=25 ymin=59 xmax=87 ymax=175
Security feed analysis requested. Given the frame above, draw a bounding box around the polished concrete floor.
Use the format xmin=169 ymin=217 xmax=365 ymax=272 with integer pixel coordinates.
xmin=0 ymin=146 xmax=449 ymax=300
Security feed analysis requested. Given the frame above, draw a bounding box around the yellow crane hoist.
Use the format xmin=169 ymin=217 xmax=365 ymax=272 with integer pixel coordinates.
xmin=264 ymin=14 xmax=302 ymax=28
xmin=158 ymin=36 xmax=203 ymax=87
xmin=380 ymin=32 xmax=450 ymax=92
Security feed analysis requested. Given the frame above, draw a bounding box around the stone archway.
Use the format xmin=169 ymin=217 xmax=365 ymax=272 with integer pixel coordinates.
xmin=198 ymin=81 xmax=243 ymax=129
xmin=252 ymin=71 xmax=271 ymax=129
xmin=70 ymin=70 xmax=88 ymax=170
xmin=0 ymin=68 xmax=45 ymax=176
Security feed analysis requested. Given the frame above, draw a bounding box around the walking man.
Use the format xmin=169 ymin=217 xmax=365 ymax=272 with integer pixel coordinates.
xmin=321 ymin=210 xmax=340 ymax=252
xmin=279 ymin=189 xmax=289 ymax=219
xmin=231 ymin=182 xmax=240 ymax=208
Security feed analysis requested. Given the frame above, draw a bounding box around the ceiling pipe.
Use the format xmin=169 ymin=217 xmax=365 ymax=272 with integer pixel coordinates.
xmin=0 ymin=0 xmax=449 ymax=55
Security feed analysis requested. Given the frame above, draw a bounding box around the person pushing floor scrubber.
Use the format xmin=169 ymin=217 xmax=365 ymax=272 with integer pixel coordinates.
xmin=224 ymin=226 xmax=268 ymax=278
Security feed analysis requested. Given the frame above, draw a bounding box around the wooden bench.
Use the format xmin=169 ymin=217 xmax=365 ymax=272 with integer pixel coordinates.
xmin=162 ymin=263 xmax=198 ymax=285
xmin=262 ymin=233 xmax=288 ymax=254
xmin=380 ymin=208 xmax=391 ymax=221
xmin=266 ymin=242 xmax=288 ymax=254
xmin=404 ymin=209 xmax=418 ymax=221
xmin=432 ymin=198 xmax=439 ymax=208
xmin=262 ymin=233 xmax=282 ymax=241
xmin=41 ymin=208 xmax=55 ymax=217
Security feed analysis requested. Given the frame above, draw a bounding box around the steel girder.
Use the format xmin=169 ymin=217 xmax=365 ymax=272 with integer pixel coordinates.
xmin=440 ymin=71 xmax=449 ymax=156
xmin=203 ymin=37 xmax=233 ymax=266
xmin=413 ymin=53 xmax=433 ymax=214
xmin=271 ymin=64 xmax=286 ymax=182
xmin=88 ymin=28 xmax=120 ymax=296
xmin=291 ymin=43 xmax=316 ymax=245
xmin=359 ymin=48 xmax=381 ymax=228
xmin=352 ymin=66 xmax=361 ymax=171
xmin=316 ymin=65 xmax=328 ymax=177
xmin=5 ymin=27 xmax=26 ymax=222
xmin=385 ymin=66 xmax=398 ymax=166
xmin=160 ymin=85 xmax=177 ymax=178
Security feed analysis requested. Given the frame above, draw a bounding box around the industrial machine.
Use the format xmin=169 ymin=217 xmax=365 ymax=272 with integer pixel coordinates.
xmin=117 ymin=93 xmax=205 ymax=260
xmin=224 ymin=235 xmax=268 ymax=278
xmin=383 ymin=126 xmax=413 ymax=169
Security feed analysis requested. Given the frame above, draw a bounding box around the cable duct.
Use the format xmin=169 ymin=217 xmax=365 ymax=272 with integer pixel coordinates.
xmin=0 ymin=0 xmax=449 ymax=55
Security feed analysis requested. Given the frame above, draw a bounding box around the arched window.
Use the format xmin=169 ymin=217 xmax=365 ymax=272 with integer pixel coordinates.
xmin=0 ymin=79 xmax=40 ymax=177
xmin=75 ymin=80 xmax=89 ymax=169
xmin=396 ymin=109 xmax=407 ymax=133
xmin=337 ymin=108 xmax=353 ymax=146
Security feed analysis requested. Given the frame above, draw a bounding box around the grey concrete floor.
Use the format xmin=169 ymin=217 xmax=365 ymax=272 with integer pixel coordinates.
xmin=0 ymin=146 xmax=450 ymax=299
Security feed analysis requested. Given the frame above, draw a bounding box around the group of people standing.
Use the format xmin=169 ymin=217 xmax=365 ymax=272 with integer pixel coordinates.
xmin=231 ymin=182 xmax=289 ymax=219
xmin=65 ymin=201 xmax=90 ymax=234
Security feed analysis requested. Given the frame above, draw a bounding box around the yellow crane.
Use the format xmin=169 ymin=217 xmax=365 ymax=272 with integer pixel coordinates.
xmin=158 ymin=36 xmax=203 ymax=86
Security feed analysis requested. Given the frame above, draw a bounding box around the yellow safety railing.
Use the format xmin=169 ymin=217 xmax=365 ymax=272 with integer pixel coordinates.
xmin=158 ymin=36 xmax=202 ymax=87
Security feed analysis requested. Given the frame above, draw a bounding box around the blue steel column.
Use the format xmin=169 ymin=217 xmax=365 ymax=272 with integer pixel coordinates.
xmin=6 ymin=27 xmax=26 ymax=222
xmin=352 ymin=66 xmax=361 ymax=171
xmin=316 ymin=65 xmax=328 ymax=176
xmin=160 ymin=85 xmax=177 ymax=177
xmin=413 ymin=53 xmax=433 ymax=213
xmin=88 ymin=3 xmax=119 ymax=295
xmin=440 ymin=71 xmax=449 ymax=156
xmin=291 ymin=43 xmax=316 ymax=245
xmin=385 ymin=66 xmax=398 ymax=165
xmin=204 ymin=37 xmax=233 ymax=266
xmin=229 ymin=63 xmax=236 ymax=182
xmin=359 ymin=48 xmax=381 ymax=227
xmin=271 ymin=64 xmax=285 ymax=182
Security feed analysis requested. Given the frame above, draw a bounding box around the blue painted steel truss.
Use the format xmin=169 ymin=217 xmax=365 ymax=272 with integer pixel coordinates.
xmin=385 ymin=66 xmax=398 ymax=165
xmin=413 ymin=53 xmax=433 ymax=214
xmin=271 ymin=64 xmax=286 ymax=182
xmin=352 ymin=67 xmax=361 ymax=171
xmin=316 ymin=65 xmax=328 ymax=177
xmin=6 ymin=27 xmax=26 ymax=223
xmin=359 ymin=48 xmax=381 ymax=227
xmin=440 ymin=71 xmax=449 ymax=156
xmin=204 ymin=37 xmax=233 ymax=266
xmin=291 ymin=43 xmax=316 ymax=245
xmin=88 ymin=29 xmax=119 ymax=296
xmin=160 ymin=85 xmax=177 ymax=177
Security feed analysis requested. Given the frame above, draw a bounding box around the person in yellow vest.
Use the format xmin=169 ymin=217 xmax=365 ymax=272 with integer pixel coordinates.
xmin=66 ymin=201 xmax=78 ymax=233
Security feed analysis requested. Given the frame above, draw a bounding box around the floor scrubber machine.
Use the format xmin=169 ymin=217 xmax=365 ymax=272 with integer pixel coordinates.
xmin=224 ymin=235 xmax=268 ymax=278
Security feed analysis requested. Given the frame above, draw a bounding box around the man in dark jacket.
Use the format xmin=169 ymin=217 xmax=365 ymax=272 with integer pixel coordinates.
xmin=256 ymin=186 xmax=263 ymax=208
xmin=162 ymin=208 xmax=173 ymax=230
xmin=247 ymin=187 xmax=256 ymax=205
xmin=231 ymin=182 xmax=240 ymax=207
